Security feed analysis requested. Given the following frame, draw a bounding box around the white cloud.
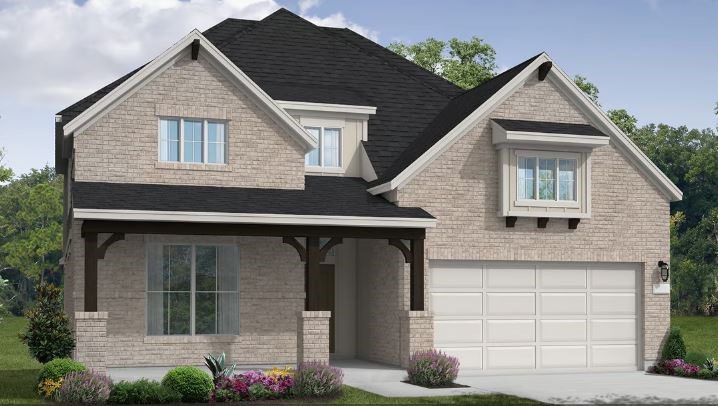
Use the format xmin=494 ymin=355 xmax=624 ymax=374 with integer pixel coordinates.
xmin=298 ymin=0 xmax=320 ymax=14
xmin=302 ymin=12 xmax=378 ymax=42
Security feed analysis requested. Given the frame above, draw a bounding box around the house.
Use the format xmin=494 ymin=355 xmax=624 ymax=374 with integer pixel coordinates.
xmin=56 ymin=9 xmax=681 ymax=375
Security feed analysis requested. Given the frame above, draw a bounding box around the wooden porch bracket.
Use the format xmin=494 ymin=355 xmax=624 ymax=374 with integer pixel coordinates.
xmin=319 ymin=237 xmax=343 ymax=262
xmin=410 ymin=239 xmax=425 ymax=311
xmin=282 ymin=236 xmax=307 ymax=262
xmin=388 ymin=238 xmax=412 ymax=263
xmin=84 ymin=232 xmax=125 ymax=312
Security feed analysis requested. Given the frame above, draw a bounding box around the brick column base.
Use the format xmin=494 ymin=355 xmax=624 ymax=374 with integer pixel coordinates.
xmin=400 ymin=310 xmax=433 ymax=368
xmin=297 ymin=311 xmax=331 ymax=364
xmin=73 ymin=312 xmax=108 ymax=374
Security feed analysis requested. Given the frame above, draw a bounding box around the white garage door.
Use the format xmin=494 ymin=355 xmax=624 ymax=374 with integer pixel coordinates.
xmin=431 ymin=261 xmax=640 ymax=374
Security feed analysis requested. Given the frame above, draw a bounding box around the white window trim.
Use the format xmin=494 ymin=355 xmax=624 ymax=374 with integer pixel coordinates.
xmin=145 ymin=242 xmax=240 ymax=337
xmin=514 ymin=149 xmax=580 ymax=208
xmin=305 ymin=126 xmax=343 ymax=170
xmin=158 ymin=117 xmax=228 ymax=165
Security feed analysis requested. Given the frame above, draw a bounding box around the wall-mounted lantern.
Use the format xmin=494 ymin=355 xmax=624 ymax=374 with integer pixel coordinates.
xmin=658 ymin=261 xmax=670 ymax=283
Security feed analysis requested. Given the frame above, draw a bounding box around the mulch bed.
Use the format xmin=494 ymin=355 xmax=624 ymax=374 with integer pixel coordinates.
xmin=401 ymin=380 xmax=470 ymax=389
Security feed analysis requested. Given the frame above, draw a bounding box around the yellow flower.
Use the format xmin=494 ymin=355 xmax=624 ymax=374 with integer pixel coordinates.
xmin=38 ymin=378 xmax=63 ymax=398
xmin=265 ymin=366 xmax=294 ymax=378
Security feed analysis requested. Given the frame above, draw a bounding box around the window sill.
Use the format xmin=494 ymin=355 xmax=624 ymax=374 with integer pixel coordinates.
xmin=504 ymin=210 xmax=590 ymax=219
xmin=515 ymin=200 xmax=580 ymax=209
xmin=155 ymin=161 xmax=232 ymax=172
xmin=143 ymin=335 xmax=240 ymax=344
xmin=305 ymin=166 xmax=344 ymax=175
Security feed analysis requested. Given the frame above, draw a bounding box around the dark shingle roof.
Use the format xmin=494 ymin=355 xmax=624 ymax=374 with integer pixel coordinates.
xmin=72 ymin=176 xmax=434 ymax=219
xmin=493 ymin=119 xmax=608 ymax=137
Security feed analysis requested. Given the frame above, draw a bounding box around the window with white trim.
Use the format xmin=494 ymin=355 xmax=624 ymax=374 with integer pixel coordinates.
xmin=517 ymin=153 xmax=578 ymax=202
xmin=159 ymin=118 xmax=227 ymax=164
xmin=146 ymin=244 xmax=239 ymax=335
xmin=305 ymin=126 xmax=342 ymax=168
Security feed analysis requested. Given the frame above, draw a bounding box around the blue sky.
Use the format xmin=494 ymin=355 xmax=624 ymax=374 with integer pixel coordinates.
xmin=0 ymin=0 xmax=715 ymax=174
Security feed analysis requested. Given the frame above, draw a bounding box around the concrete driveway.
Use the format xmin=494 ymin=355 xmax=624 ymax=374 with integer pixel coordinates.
xmin=458 ymin=372 xmax=718 ymax=404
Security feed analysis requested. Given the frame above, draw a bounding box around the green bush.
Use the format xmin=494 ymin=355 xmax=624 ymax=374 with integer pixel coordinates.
xmin=661 ymin=327 xmax=687 ymax=360
xmin=161 ymin=366 xmax=213 ymax=403
xmin=109 ymin=379 xmax=182 ymax=404
xmin=20 ymin=283 xmax=75 ymax=363
xmin=697 ymin=368 xmax=715 ymax=380
xmin=38 ymin=358 xmax=86 ymax=383
xmin=685 ymin=351 xmax=709 ymax=366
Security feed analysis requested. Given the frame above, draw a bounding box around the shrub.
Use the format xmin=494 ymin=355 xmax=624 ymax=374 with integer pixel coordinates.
xmin=407 ymin=349 xmax=460 ymax=387
xmin=38 ymin=358 xmax=86 ymax=383
xmin=293 ymin=362 xmax=343 ymax=398
xmin=20 ymin=283 xmax=75 ymax=363
xmin=697 ymin=368 xmax=715 ymax=380
xmin=661 ymin=327 xmax=686 ymax=361
xmin=38 ymin=378 xmax=63 ymax=400
xmin=685 ymin=351 xmax=709 ymax=366
xmin=57 ymin=371 xmax=112 ymax=404
xmin=653 ymin=359 xmax=701 ymax=377
xmin=212 ymin=369 xmax=294 ymax=402
xmin=109 ymin=379 xmax=182 ymax=404
xmin=161 ymin=366 xmax=213 ymax=403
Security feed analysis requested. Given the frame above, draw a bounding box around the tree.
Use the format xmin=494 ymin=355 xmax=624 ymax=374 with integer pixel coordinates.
xmin=388 ymin=36 xmax=497 ymax=89
xmin=0 ymin=166 xmax=63 ymax=282
xmin=573 ymin=75 xmax=600 ymax=105
xmin=20 ymin=282 xmax=75 ymax=363
xmin=607 ymin=109 xmax=638 ymax=137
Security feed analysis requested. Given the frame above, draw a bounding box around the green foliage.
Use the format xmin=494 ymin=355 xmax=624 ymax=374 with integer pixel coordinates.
xmin=607 ymin=109 xmax=638 ymax=136
xmin=0 ymin=277 xmax=9 ymax=324
xmin=38 ymin=358 xmax=85 ymax=383
xmin=19 ymin=283 xmax=75 ymax=363
xmin=685 ymin=351 xmax=710 ymax=366
xmin=0 ymin=166 xmax=63 ymax=282
xmin=109 ymin=379 xmax=182 ymax=404
xmin=662 ymin=327 xmax=687 ymax=360
xmin=293 ymin=362 xmax=343 ymax=398
xmin=573 ymin=75 xmax=600 ymax=105
xmin=388 ymin=36 xmax=497 ymax=89
xmin=204 ymin=352 xmax=235 ymax=383
xmin=697 ymin=368 xmax=716 ymax=380
xmin=161 ymin=366 xmax=212 ymax=403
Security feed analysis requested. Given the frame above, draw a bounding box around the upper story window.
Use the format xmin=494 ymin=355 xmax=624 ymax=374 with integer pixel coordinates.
xmin=159 ymin=118 xmax=227 ymax=164
xmin=305 ymin=126 xmax=341 ymax=168
xmin=518 ymin=154 xmax=577 ymax=202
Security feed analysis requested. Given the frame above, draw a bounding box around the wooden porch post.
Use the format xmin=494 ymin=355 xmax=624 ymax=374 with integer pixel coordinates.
xmin=305 ymin=236 xmax=321 ymax=311
xmin=84 ymin=232 xmax=98 ymax=312
xmin=410 ymin=238 xmax=425 ymax=311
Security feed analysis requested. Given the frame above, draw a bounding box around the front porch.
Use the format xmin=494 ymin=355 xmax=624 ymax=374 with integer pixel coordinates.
xmin=69 ymin=219 xmax=434 ymax=373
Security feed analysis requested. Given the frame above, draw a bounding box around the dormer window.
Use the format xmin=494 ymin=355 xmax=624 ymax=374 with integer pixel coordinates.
xmin=159 ymin=118 xmax=227 ymax=164
xmin=517 ymin=152 xmax=578 ymax=203
xmin=304 ymin=126 xmax=342 ymax=168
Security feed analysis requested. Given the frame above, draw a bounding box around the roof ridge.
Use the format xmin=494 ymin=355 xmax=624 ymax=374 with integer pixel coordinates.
xmin=451 ymin=52 xmax=545 ymax=101
xmin=207 ymin=17 xmax=261 ymax=48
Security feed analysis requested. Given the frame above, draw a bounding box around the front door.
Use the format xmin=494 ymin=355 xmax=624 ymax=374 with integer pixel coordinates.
xmin=318 ymin=264 xmax=335 ymax=353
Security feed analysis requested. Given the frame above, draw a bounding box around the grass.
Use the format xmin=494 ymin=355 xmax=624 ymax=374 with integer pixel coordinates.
xmin=672 ymin=315 xmax=718 ymax=357
xmin=328 ymin=386 xmax=540 ymax=405
xmin=0 ymin=316 xmax=46 ymax=405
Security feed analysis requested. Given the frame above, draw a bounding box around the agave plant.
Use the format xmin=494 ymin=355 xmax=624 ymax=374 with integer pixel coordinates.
xmin=204 ymin=352 xmax=236 ymax=383
xmin=705 ymin=357 xmax=716 ymax=372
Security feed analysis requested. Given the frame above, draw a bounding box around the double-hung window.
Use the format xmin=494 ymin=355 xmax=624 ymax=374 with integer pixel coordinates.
xmin=305 ymin=126 xmax=342 ymax=168
xmin=517 ymin=153 xmax=578 ymax=203
xmin=147 ymin=243 xmax=239 ymax=336
xmin=159 ymin=118 xmax=227 ymax=164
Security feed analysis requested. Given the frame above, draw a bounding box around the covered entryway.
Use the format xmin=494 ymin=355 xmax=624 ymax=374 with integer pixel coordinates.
xmin=431 ymin=261 xmax=640 ymax=374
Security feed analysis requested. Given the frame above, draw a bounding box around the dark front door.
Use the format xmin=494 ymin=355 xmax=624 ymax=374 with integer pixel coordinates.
xmin=318 ymin=264 xmax=335 ymax=353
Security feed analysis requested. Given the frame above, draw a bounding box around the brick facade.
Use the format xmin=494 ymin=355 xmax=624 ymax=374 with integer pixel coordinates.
xmin=296 ymin=311 xmax=331 ymax=364
xmin=396 ymin=77 xmax=671 ymax=364
xmin=73 ymin=52 xmax=306 ymax=190
xmin=73 ymin=312 xmax=108 ymax=374
xmin=399 ymin=311 xmax=433 ymax=368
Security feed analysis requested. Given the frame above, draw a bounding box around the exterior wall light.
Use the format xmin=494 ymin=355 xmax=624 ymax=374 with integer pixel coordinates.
xmin=658 ymin=260 xmax=669 ymax=283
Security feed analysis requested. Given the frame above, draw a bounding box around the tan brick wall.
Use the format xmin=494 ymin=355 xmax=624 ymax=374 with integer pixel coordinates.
xmin=73 ymin=312 xmax=108 ymax=374
xmin=399 ymin=310 xmax=433 ymax=368
xmin=297 ymin=311 xmax=331 ymax=364
xmin=397 ymin=77 xmax=671 ymax=364
xmin=64 ymin=220 xmax=304 ymax=366
xmin=73 ymin=52 xmax=305 ymax=189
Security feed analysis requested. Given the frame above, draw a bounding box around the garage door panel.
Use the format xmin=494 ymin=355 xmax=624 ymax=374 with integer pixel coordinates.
xmin=486 ymin=320 xmax=535 ymax=343
xmin=486 ymin=293 xmax=535 ymax=315
xmin=432 ymin=293 xmax=482 ymax=316
xmin=431 ymin=261 xmax=482 ymax=289
xmin=486 ymin=346 xmax=535 ymax=369
xmin=590 ymin=293 xmax=636 ymax=315
xmin=591 ymin=267 xmax=636 ymax=289
xmin=591 ymin=319 xmax=636 ymax=341
xmin=435 ymin=320 xmax=482 ymax=346
xmin=540 ymin=266 xmax=587 ymax=289
xmin=540 ymin=319 xmax=587 ymax=342
xmin=486 ymin=264 xmax=535 ymax=289
xmin=439 ymin=348 xmax=483 ymax=369
xmin=541 ymin=293 xmax=587 ymax=315
xmin=591 ymin=345 xmax=636 ymax=367
xmin=540 ymin=346 xmax=587 ymax=368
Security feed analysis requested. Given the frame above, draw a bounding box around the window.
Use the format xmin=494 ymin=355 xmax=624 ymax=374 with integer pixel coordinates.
xmin=517 ymin=153 xmax=577 ymax=202
xmin=158 ymin=118 xmax=227 ymax=164
xmin=304 ymin=126 xmax=341 ymax=168
xmin=147 ymin=244 xmax=239 ymax=336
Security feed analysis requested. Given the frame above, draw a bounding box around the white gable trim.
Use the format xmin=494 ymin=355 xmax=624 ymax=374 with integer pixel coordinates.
xmin=62 ymin=30 xmax=318 ymax=151
xmin=368 ymin=53 xmax=682 ymax=202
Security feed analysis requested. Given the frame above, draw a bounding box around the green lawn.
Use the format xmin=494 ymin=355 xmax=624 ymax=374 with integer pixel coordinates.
xmin=672 ymin=315 xmax=718 ymax=357
xmin=329 ymin=386 xmax=539 ymax=405
xmin=0 ymin=316 xmax=45 ymax=405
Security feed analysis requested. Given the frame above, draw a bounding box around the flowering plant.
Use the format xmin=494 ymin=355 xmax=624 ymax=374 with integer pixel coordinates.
xmin=57 ymin=371 xmax=112 ymax=404
xmin=651 ymin=358 xmax=701 ymax=377
xmin=38 ymin=377 xmax=63 ymax=399
xmin=293 ymin=362 xmax=343 ymax=398
xmin=407 ymin=349 xmax=460 ymax=387
xmin=212 ymin=368 xmax=294 ymax=402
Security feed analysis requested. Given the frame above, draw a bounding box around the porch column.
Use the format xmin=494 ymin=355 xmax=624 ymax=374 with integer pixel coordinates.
xmin=410 ymin=239 xmax=425 ymax=311
xmin=73 ymin=312 xmax=108 ymax=374
xmin=297 ymin=311 xmax=331 ymax=364
xmin=400 ymin=310 xmax=433 ymax=368
xmin=305 ymin=236 xmax=321 ymax=310
xmin=83 ymin=231 xmax=125 ymax=311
